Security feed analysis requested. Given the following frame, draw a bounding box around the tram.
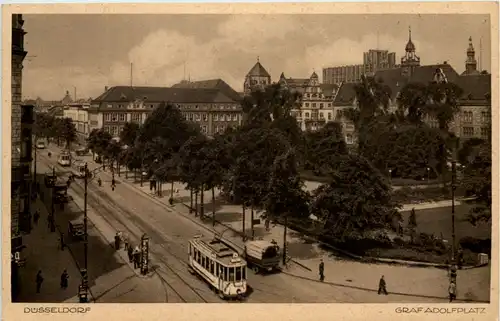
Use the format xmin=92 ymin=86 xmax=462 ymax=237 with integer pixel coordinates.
xmin=188 ymin=235 xmax=247 ymax=300
xmin=57 ymin=151 xmax=71 ymax=167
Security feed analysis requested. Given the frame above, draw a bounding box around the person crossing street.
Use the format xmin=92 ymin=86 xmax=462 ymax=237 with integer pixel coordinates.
xmin=319 ymin=259 xmax=325 ymax=282
xmin=378 ymin=275 xmax=388 ymax=295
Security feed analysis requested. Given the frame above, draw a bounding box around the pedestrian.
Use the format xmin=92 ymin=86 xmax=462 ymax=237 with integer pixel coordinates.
xmin=59 ymin=232 xmax=65 ymax=251
xmin=36 ymin=270 xmax=44 ymax=293
xmin=33 ymin=210 xmax=40 ymax=225
xmin=457 ymin=249 xmax=464 ymax=269
xmin=398 ymin=220 xmax=403 ymax=236
xmin=124 ymin=236 xmax=129 ymax=251
xmin=114 ymin=232 xmax=121 ymax=250
xmin=60 ymin=270 xmax=69 ymax=289
xmin=378 ymin=275 xmax=388 ymax=295
xmin=319 ymin=259 xmax=325 ymax=282
xmin=448 ymin=281 xmax=457 ymax=302
xmin=450 ymin=264 xmax=457 ymax=282
xmin=133 ymin=246 xmax=141 ymax=269
xmin=127 ymin=244 xmax=134 ymax=263
xmin=265 ymin=219 xmax=270 ymax=232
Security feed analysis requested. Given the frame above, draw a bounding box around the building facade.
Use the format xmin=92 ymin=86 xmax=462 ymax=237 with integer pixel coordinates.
xmin=322 ymin=64 xmax=364 ymax=85
xmin=63 ymin=103 xmax=90 ymax=145
xmin=11 ymin=14 xmax=32 ymax=301
xmin=280 ymin=72 xmax=336 ymax=131
xmin=89 ymin=86 xmax=243 ymax=137
xmin=243 ymin=58 xmax=272 ymax=95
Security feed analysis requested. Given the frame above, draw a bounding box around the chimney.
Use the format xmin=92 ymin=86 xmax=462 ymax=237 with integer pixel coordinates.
xmin=105 ymin=86 xmax=109 ymax=92
xmin=443 ymin=61 xmax=448 ymax=64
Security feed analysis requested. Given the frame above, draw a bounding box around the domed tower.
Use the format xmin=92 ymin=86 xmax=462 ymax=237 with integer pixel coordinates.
xmin=243 ymin=57 xmax=271 ymax=95
xmin=400 ymin=26 xmax=420 ymax=77
xmin=464 ymin=36 xmax=478 ymax=75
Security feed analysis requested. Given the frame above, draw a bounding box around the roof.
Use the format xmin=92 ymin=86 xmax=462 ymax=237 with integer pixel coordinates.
xmin=92 ymin=86 xmax=239 ymax=104
xmin=191 ymin=237 xmax=245 ymax=266
xmin=171 ymin=79 xmax=242 ymax=102
xmin=455 ymin=74 xmax=491 ymax=103
xmin=374 ymin=63 xmax=460 ymax=99
xmin=333 ymin=82 xmax=358 ymax=106
xmin=247 ymin=61 xmax=271 ymax=78
xmin=320 ymin=84 xmax=339 ymax=96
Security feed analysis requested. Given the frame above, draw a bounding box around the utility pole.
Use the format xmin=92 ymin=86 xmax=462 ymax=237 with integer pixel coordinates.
xmin=451 ymin=158 xmax=457 ymax=262
xmin=50 ymin=166 xmax=56 ymax=233
xmin=282 ymin=215 xmax=288 ymax=266
xmin=80 ymin=163 xmax=89 ymax=303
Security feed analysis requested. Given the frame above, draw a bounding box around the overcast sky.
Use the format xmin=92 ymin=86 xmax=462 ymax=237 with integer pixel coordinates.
xmin=22 ymin=14 xmax=491 ymax=100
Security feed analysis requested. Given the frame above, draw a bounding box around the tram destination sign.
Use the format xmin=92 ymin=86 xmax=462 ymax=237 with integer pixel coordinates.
xmin=140 ymin=234 xmax=149 ymax=275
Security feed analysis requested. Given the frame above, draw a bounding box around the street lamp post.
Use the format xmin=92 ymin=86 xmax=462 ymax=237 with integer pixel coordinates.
xmin=426 ymin=167 xmax=430 ymax=184
xmin=451 ymin=159 xmax=457 ymax=262
xmin=388 ymin=169 xmax=392 ymax=185
xmin=50 ymin=166 xmax=56 ymax=233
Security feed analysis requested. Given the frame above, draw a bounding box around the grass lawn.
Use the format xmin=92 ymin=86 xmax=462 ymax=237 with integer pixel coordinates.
xmin=399 ymin=204 xmax=491 ymax=241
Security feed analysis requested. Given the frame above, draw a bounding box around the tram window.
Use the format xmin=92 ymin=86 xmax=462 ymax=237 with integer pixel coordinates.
xmin=242 ymin=266 xmax=246 ymax=279
xmin=229 ymin=267 xmax=235 ymax=282
xmin=210 ymin=261 xmax=214 ymax=274
xmin=235 ymin=266 xmax=242 ymax=282
xmin=196 ymin=251 xmax=201 ymax=264
xmin=223 ymin=267 xmax=228 ymax=281
xmin=202 ymin=256 xmax=206 ymax=268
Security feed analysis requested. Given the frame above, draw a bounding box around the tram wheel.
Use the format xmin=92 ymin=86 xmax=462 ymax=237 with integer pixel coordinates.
xmin=252 ymin=266 xmax=259 ymax=274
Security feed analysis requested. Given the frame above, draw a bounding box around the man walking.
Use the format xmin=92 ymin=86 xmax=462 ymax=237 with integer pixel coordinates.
xmin=319 ymin=259 xmax=325 ymax=282
xmin=60 ymin=270 xmax=69 ymax=289
xmin=448 ymin=281 xmax=457 ymax=302
xmin=36 ymin=270 xmax=44 ymax=293
xmin=378 ymin=275 xmax=388 ymax=295
xmin=133 ymin=246 xmax=141 ymax=269
xmin=127 ymin=244 xmax=134 ymax=263
xmin=33 ymin=210 xmax=40 ymax=226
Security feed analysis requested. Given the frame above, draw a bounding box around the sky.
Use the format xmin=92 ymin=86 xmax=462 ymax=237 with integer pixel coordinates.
xmin=22 ymin=14 xmax=491 ymax=101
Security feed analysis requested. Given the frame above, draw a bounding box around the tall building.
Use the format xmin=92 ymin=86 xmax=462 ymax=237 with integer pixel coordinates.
xmin=363 ymin=49 xmax=397 ymax=75
xmin=322 ymin=64 xmax=364 ymax=85
xmin=462 ymin=36 xmax=480 ymax=76
xmin=11 ymin=14 xmax=30 ymax=301
xmin=243 ymin=58 xmax=272 ymax=95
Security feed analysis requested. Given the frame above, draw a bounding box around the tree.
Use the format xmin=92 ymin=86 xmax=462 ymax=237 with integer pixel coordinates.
xmin=106 ymin=139 xmax=122 ymax=171
xmin=462 ymin=141 xmax=491 ymax=225
xmin=120 ymin=122 xmax=141 ymax=147
xmin=87 ymin=129 xmax=112 ymax=164
xmin=310 ymin=154 xmax=401 ymax=241
xmin=304 ymin=122 xmax=348 ymax=175
xmin=407 ymin=208 xmax=417 ymax=229
xmin=59 ymin=117 xmax=77 ymax=150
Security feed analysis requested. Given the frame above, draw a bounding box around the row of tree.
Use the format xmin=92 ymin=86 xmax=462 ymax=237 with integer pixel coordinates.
xmin=34 ymin=113 xmax=77 ymax=149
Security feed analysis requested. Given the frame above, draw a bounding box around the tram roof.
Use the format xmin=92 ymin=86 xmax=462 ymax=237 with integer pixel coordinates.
xmin=190 ymin=237 xmax=245 ymax=266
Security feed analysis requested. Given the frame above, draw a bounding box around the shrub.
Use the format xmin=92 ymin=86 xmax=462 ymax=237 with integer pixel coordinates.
xmin=459 ymin=237 xmax=491 ymax=255
xmin=393 ymin=237 xmax=405 ymax=246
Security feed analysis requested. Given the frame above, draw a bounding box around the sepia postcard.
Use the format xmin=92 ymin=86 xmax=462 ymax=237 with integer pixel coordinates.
xmin=2 ymin=2 xmax=498 ymax=321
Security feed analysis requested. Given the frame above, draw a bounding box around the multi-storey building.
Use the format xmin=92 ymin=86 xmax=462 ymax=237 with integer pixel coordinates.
xmin=63 ymin=103 xmax=90 ymax=144
xmin=243 ymin=58 xmax=272 ymax=95
xmin=363 ymin=49 xmax=397 ymax=75
xmin=322 ymin=64 xmax=364 ymax=85
xmin=89 ymin=85 xmax=242 ymax=137
xmin=279 ymin=72 xmax=337 ymax=131
xmin=333 ymin=32 xmax=491 ymax=144
xmin=11 ymin=14 xmax=31 ymax=301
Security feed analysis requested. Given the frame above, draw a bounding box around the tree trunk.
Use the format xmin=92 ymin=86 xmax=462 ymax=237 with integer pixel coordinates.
xmin=242 ymin=205 xmax=246 ymax=241
xmin=212 ymin=187 xmax=216 ymax=227
xmin=200 ymin=184 xmax=204 ymax=219
xmin=251 ymin=204 xmax=255 ymax=240
xmin=117 ymin=160 xmax=121 ymax=177
xmin=194 ymin=190 xmax=199 ymax=217
xmin=170 ymin=181 xmax=174 ymax=200
xmin=189 ymin=189 xmax=193 ymax=214
xmin=125 ymin=167 xmax=128 ymax=179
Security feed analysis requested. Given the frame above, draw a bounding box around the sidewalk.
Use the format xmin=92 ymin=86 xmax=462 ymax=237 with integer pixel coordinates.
xmin=110 ymin=172 xmax=491 ymax=303
xmin=15 ymin=197 xmax=85 ymax=302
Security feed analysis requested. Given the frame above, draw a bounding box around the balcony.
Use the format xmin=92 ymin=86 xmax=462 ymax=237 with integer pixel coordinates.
xmin=304 ymin=116 xmax=326 ymax=123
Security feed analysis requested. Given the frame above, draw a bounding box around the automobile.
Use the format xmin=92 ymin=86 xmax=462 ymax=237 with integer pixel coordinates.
xmin=75 ymin=148 xmax=88 ymax=156
xmin=36 ymin=141 xmax=46 ymax=149
xmin=68 ymin=217 xmax=85 ymax=240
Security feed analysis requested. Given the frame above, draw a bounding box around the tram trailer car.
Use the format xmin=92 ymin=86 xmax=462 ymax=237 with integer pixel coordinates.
xmin=58 ymin=151 xmax=71 ymax=167
xmin=188 ymin=236 xmax=247 ymax=300
xmin=243 ymin=240 xmax=281 ymax=273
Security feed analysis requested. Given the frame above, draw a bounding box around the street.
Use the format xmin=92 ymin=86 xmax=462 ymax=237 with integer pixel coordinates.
xmin=33 ymin=145 xmax=488 ymax=303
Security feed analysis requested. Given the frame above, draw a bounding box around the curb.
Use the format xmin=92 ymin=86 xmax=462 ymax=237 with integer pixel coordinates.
xmin=279 ymin=270 xmax=490 ymax=303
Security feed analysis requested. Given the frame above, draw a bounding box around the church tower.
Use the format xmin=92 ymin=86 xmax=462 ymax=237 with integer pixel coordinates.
xmin=243 ymin=57 xmax=272 ymax=96
xmin=400 ymin=26 xmax=420 ymax=77
xmin=463 ymin=36 xmax=479 ymax=75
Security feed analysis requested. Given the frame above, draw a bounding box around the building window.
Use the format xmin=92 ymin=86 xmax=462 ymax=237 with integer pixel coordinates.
xmin=305 ymin=103 xmax=310 ymax=107
xmin=189 ymin=114 xmax=194 ymax=121
xmin=328 ymin=113 xmax=332 ymax=121
xmin=462 ymin=111 xmax=473 ymax=123
xmin=104 ymin=113 xmax=111 ymax=122
xmin=220 ymin=125 xmax=225 ymax=132
xmin=481 ymin=111 xmax=491 ymax=123
xmin=202 ymin=113 xmax=208 ymax=121
xmin=346 ymin=134 xmax=353 ymax=145
xmin=462 ymin=127 xmax=474 ymax=136
xmin=305 ymin=112 xmax=310 ymax=118
xmin=119 ymin=113 xmax=126 ymax=122
xmin=214 ymin=125 xmax=219 ymax=134
xmin=225 ymin=114 xmax=231 ymax=121
xmin=232 ymin=114 xmax=238 ymax=121
xmin=202 ymin=125 xmax=208 ymax=134
xmin=214 ymin=114 xmax=218 ymax=121
xmin=319 ymin=103 xmax=324 ymax=109
xmin=481 ymin=127 xmax=489 ymax=137
xmin=131 ymin=113 xmax=142 ymax=123
xmin=312 ymin=103 xmax=316 ymax=108
xmin=319 ymin=113 xmax=324 ymax=119
xmin=195 ymin=114 xmax=201 ymax=121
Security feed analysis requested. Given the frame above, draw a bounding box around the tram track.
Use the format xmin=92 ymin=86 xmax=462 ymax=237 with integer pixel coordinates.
xmin=38 ymin=155 xmax=215 ymax=303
